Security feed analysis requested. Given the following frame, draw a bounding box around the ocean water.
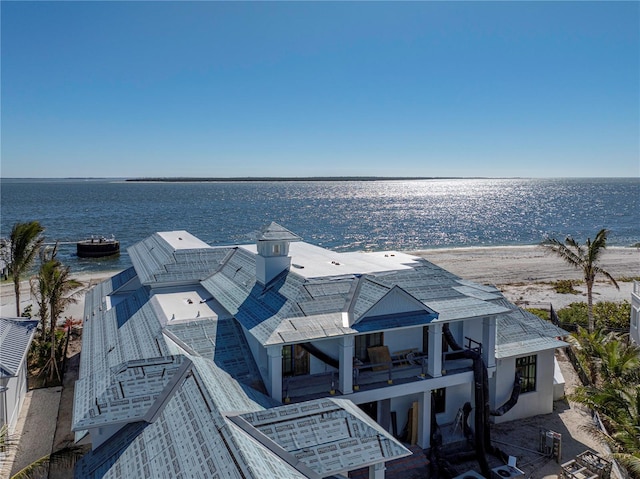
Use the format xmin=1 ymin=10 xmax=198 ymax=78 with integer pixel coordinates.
xmin=1 ymin=177 xmax=638 ymax=274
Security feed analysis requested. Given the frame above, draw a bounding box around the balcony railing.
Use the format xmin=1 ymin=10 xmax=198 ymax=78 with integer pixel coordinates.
xmin=282 ymin=350 xmax=474 ymax=403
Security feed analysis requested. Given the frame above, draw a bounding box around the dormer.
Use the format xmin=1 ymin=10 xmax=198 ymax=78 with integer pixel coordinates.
xmin=255 ymin=222 xmax=301 ymax=285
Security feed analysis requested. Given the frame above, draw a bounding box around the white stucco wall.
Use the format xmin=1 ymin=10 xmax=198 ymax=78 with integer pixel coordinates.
xmin=242 ymin=326 xmax=270 ymax=386
xmin=491 ymin=349 xmax=556 ymax=424
xmin=384 ymin=328 xmax=423 ymax=355
xmin=2 ymin=360 xmax=28 ymax=434
xmin=461 ymin=319 xmax=483 ymax=346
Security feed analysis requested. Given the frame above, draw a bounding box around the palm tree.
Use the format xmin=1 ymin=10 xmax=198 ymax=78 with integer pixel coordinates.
xmin=29 ymin=244 xmax=58 ymax=339
xmin=542 ymin=228 xmax=619 ymax=332
xmin=571 ymin=384 xmax=640 ymax=479
xmin=599 ymin=337 xmax=640 ymax=384
xmin=37 ymin=258 xmax=81 ymax=384
xmin=8 ymin=222 xmax=45 ymax=317
xmin=569 ymin=327 xmax=608 ymax=384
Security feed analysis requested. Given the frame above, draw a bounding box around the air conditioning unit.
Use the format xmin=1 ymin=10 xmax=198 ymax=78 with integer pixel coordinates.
xmin=453 ymin=470 xmax=485 ymax=479
xmin=491 ymin=465 xmax=525 ymax=479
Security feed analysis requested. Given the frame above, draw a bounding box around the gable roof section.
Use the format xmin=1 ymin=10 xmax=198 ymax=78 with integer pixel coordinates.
xmin=235 ymin=397 xmax=411 ymax=477
xmin=352 ymin=284 xmax=438 ymax=323
xmin=128 ymin=231 xmax=229 ymax=285
xmin=0 ymin=317 xmax=38 ymax=377
xmin=75 ymin=364 xmax=306 ymax=479
xmin=73 ymin=356 xmax=191 ymax=431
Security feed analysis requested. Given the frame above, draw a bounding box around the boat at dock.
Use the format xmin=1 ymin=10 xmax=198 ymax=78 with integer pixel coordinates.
xmin=76 ymin=236 xmax=120 ymax=258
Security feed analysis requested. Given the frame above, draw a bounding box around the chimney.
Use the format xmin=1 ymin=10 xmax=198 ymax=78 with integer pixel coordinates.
xmin=255 ymin=222 xmax=301 ymax=285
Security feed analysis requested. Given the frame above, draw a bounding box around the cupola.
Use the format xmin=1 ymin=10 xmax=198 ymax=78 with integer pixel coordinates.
xmin=255 ymin=222 xmax=301 ymax=285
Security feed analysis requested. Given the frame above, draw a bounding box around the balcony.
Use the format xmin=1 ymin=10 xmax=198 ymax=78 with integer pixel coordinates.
xmin=282 ymin=350 xmax=474 ymax=403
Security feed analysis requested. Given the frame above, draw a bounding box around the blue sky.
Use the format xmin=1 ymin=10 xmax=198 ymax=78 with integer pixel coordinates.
xmin=2 ymin=1 xmax=638 ymax=178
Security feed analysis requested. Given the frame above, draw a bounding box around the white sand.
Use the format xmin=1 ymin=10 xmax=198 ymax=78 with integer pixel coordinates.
xmin=413 ymin=245 xmax=639 ymax=309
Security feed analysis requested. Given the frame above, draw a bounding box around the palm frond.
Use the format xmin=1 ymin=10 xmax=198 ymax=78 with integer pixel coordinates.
xmin=612 ymin=452 xmax=640 ymax=479
xmin=10 ymin=445 xmax=85 ymax=479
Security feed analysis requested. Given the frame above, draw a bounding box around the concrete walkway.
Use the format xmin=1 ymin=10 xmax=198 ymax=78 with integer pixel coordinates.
xmin=3 ymin=386 xmax=62 ymax=479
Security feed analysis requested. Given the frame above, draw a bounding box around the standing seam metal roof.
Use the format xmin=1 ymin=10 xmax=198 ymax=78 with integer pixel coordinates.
xmin=0 ymin=317 xmax=38 ymax=377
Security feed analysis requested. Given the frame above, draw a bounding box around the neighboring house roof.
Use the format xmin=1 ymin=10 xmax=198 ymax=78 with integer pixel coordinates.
xmin=0 ymin=317 xmax=38 ymax=378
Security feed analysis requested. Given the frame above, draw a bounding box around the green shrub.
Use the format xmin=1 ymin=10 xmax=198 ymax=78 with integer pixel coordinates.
xmin=526 ymin=308 xmax=549 ymax=321
xmin=556 ymin=301 xmax=631 ymax=330
xmin=557 ymin=303 xmax=588 ymax=327
xmin=594 ymin=300 xmax=631 ymax=330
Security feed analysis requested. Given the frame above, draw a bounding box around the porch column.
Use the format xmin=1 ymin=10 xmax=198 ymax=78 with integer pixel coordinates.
xmin=267 ymin=345 xmax=283 ymax=402
xmin=368 ymin=461 xmax=386 ymax=479
xmin=427 ymin=323 xmax=442 ymax=378
xmin=339 ymin=336 xmax=354 ymax=394
xmin=417 ymin=390 xmax=431 ymax=448
xmin=482 ymin=317 xmax=497 ymax=369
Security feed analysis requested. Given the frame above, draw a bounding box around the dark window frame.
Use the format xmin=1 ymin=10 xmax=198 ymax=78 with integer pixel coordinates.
xmin=354 ymin=332 xmax=384 ymax=362
xmin=516 ymin=354 xmax=537 ymax=393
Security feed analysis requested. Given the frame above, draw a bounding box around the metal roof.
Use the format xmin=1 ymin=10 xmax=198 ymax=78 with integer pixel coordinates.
xmin=257 ymin=222 xmax=302 ymax=242
xmin=75 ymin=226 xmax=569 ymax=478
xmin=201 ymin=245 xmax=518 ymax=346
xmin=128 ymin=232 xmax=229 ymax=285
xmin=495 ymin=306 xmax=568 ymax=359
xmin=75 ymin=280 xmax=407 ymax=479
xmin=165 ymin=317 xmax=264 ymax=388
xmin=0 ymin=317 xmax=38 ymax=377
xmin=236 ymin=398 xmax=411 ymax=477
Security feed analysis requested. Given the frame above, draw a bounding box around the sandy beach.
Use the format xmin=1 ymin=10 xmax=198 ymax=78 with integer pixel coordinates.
xmin=414 ymin=245 xmax=639 ymax=309
xmin=1 ymin=245 xmax=638 ymax=479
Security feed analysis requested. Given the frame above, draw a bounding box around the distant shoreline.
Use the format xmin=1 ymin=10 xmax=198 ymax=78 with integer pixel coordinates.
xmin=124 ymin=176 xmax=495 ymax=182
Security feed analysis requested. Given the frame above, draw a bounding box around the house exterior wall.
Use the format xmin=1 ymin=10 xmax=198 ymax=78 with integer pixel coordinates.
xmin=243 ymin=326 xmax=270 ymax=386
xmin=491 ymin=349 xmax=556 ymax=424
xmin=2 ymin=360 xmax=28 ymax=434
xmin=309 ymin=338 xmax=340 ymax=375
xmin=384 ymin=327 xmax=423 ymax=355
xmin=256 ymin=254 xmax=291 ymax=285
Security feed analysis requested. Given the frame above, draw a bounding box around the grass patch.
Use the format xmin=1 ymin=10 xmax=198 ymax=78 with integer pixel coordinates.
xmin=552 ymin=279 xmax=581 ymax=294
xmin=617 ymin=276 xmax=640 ymax=282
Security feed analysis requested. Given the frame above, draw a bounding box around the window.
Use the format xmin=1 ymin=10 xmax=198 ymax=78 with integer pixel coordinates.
xmin=632 ymin=307 xmax=638 ymax=329
xmin=273 ymin=244 xmax=281 ymax=255
xmin=516 ymin=355 xmax=537 ymax=393
xmin=282 ymin=344 xmax=309 ymax=377
xmin=354 ymin=333 xmax=384 ymax=362
xmin=433 ymin=388 xmax=446 ymax=414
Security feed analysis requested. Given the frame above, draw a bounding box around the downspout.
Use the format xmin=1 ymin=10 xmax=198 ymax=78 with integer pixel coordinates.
xmin=490 ymin=371 xmax=522 ymax=416
xmin=442 ymin=324 xmax=491 ymax=478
